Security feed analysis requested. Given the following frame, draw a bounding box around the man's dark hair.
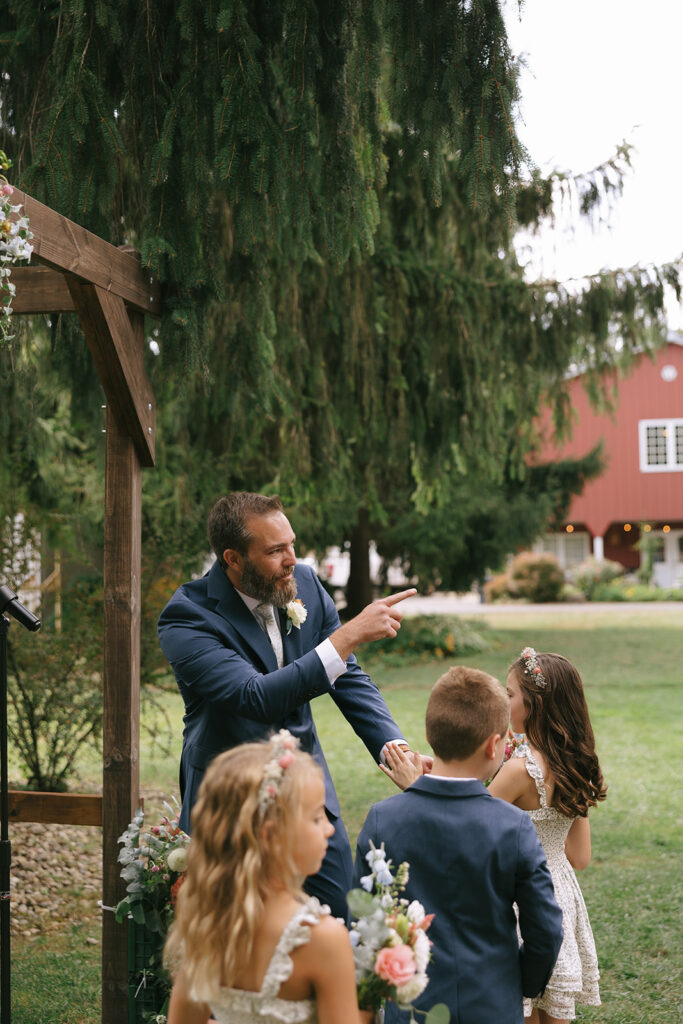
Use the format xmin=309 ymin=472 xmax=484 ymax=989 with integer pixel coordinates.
xmin=207 ymin=493 xmax=284 ymax=568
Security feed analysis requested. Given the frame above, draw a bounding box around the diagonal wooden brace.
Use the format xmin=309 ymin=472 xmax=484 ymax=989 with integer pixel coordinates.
xmin=67 ymin=280 xmax=156 ymax=467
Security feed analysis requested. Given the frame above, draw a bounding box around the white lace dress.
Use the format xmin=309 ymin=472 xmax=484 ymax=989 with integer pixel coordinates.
xmin=206 ymin=898 xmax=327 ymax=1024
xmin=514 ymin=745 xmax=601 ymax=1020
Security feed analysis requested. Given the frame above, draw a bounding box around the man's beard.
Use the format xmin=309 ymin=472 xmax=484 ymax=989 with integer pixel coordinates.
xmin=240 ymin=557 xmax=298 ymax=607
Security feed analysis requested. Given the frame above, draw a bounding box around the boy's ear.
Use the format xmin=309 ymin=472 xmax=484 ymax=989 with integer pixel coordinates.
xmin=484 ymin=733 xmax=503 ymax=761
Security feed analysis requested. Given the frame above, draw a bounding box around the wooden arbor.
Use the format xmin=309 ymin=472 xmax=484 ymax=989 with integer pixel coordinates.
xmin=8 ymin=187 xmax=161 ymax=1023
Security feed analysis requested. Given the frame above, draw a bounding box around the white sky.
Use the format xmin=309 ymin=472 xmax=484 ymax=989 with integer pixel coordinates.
xmin=504 ymin=0 xmax=683 ymax=327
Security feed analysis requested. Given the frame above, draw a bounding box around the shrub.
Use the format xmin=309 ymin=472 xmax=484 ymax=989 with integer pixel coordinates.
xmin=362 ymin=615 xmax=490 ymax=667
xmin=571 ymin=556 xmax=624 ymax=599
xmin=508 ymin=552 xmax=565 ymax=603
xmin=591 ymin=579 xmax=683 ymax=602
xmin=483 ymin=572 xmax=515 ymax=603
xmin=560 ymin=582 xmax=586 ymax=603
xmin=7 ymin=579 xmax=103 ymax=791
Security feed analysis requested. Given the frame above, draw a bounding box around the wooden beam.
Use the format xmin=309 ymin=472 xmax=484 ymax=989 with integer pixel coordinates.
xmin=9 ymin=266 xmax=75 ymax=313
xmin=101 ymin=407 xmax=142 ymax=1024
xmin=7 ymin=185 xmax=161 ymax=317
xmin=68 ymin=282 xmax=156 ymax=467
xmin=8 ymin=791 xmax=102 ymax=826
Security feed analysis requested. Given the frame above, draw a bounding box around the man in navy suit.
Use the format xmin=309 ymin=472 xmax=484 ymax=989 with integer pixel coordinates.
xmin=354 ymin=666 xmax=563 ymax=1023
xmin=158 ymin=491 xmax=418 ymax=920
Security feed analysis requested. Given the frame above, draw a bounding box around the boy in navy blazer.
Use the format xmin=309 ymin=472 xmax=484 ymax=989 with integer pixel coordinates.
xmin=354 ymin=666 xmax=563 ymax=1024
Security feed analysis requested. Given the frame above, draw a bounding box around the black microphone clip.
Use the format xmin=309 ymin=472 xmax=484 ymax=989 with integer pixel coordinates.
xmin=0 ymin=585 xmax=41 ymax=632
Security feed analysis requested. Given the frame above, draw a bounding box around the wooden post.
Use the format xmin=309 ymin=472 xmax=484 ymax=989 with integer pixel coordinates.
xmin=9 ymin=196 xmax=159 ymax=1019
xmin=101 ymin=403 xmax=142 ymax=1023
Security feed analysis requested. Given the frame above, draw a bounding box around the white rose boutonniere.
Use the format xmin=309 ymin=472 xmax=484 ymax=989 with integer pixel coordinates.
xmin=286 ymin=599 xmax=307 ymax=633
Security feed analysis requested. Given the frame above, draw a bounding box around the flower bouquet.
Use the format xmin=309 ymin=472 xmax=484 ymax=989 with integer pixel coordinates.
xmin=347 ymin=842 xmax=449 ymax=1024
xmin=113 ymin=800 xmax=190 ymax=1023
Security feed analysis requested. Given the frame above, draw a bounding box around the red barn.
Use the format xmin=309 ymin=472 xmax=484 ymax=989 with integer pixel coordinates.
xmin=532 ymin=335 xmax=683 ymax=588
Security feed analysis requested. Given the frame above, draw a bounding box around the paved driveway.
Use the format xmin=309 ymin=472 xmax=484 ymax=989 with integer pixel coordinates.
xmin=399 ymin=592 xmax=683 ymax=617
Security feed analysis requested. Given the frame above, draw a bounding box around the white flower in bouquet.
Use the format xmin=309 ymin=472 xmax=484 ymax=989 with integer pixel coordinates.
xmin=413 ymin=929 xmax=431 ymax=974
xmin=396 ymin=971 xmax=430 ymax=1007
xmin=407 ymin=899 xmax=427 ymax=924
xmin=167 ymin=846 xmax=188 ymax=872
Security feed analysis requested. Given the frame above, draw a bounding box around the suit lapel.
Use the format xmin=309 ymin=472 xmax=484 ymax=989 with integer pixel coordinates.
xmin=206 ymin=561 xmax=278 ymax=671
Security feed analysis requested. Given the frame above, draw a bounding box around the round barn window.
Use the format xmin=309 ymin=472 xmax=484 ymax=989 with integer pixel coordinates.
xmin=661 ymin=364 xmax=678 ymax=382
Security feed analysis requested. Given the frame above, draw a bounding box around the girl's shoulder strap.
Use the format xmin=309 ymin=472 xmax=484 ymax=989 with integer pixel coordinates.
xmin=260 ymin=897 xmax=329 ymax=999
xmin=513 ymin=743 xmax=547 ymax=807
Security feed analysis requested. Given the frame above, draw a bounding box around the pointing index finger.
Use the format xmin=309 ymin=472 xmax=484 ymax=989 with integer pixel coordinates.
xmin=384 ymin=588 xmax=417 ymax=606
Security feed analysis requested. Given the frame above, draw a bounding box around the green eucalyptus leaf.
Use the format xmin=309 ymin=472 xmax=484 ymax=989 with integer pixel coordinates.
xmin=347 ymin=888 xmax=380 ymax=918
xmin=425 ymin=1004 xmax=451 ymax=1024
xmin=131 ymin=901 xmax=147 ymax=926
xmin=114 ymin=897 xmax=130 ymax=922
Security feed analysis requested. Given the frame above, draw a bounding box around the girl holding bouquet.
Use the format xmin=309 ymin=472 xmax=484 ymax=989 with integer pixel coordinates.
xmin=489 ymin=649 xmax=607 ymax=1024
xmin=164 ymin=731 xmax=369 ymax=1024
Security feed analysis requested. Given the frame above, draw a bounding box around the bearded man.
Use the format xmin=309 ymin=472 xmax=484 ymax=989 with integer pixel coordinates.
xmin=158 ymin=491 xmax=420 ymax=919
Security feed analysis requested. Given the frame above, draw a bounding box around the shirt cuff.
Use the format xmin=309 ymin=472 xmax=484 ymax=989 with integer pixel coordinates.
xmin=379 ymin=739 xmax=410 ymax=765
xmin=315 ymin=638 xmax=346 ymax=686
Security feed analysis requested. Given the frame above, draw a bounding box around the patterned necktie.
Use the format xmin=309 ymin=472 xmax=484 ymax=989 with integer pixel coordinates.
xmin=254 ymin=603 xmax=284 ymax=668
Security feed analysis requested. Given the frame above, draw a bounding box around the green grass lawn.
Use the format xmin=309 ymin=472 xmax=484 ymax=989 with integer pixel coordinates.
xmin=12 ymin=605 xmax=683 ymax=1023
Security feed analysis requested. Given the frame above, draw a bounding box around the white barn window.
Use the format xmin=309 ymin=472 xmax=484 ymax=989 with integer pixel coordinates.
xmin=534 ymin=531 xmax=590 ymax=569
xmin=638 ymin=419 xmax=683 ymax=473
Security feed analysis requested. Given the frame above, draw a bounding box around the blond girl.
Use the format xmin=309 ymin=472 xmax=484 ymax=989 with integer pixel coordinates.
xmin=165 ymin=731 xmax=367 ymax=1024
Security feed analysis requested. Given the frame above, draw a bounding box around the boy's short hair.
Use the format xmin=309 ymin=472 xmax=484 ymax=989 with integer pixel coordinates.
xmin=426 ymin=665 xmax=509 ymax=761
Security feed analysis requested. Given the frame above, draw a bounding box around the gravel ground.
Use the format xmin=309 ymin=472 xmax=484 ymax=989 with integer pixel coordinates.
xmin=9 ymin=786 xmax=177 ymax=940
xmin=10 ymin=821 xmax=102 ymax=938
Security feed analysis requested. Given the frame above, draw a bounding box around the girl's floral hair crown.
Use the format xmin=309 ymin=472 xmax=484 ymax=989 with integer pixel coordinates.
xmin=520 ymin=646 xmax=547 ymax=688
xmin=258 ymin=729 xmax=299 ymax=813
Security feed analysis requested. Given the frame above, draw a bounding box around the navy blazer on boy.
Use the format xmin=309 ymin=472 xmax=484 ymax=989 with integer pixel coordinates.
xmin=158 ymin=559 xmax=406 ymax=916
xmin=354 ymin=776 xmax=563 ymax=1024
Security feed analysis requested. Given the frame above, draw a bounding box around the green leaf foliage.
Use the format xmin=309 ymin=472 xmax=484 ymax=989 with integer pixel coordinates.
xmin=2 ymin=0 xmax=525 ymax=372
xmin=424 ymin=1006 xmax=451 ymax=1024
xmin=2 ymin=1 xmax=680 ymax=623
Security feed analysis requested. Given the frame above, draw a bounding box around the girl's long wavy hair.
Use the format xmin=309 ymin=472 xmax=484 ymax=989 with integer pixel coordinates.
xmin=163 ymin=741 xmax=322 ymax=1001
xmin=510 ymin=652 xmax=607 ymax=818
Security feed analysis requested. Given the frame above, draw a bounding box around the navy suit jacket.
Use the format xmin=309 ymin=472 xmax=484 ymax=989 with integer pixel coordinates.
xmin=158 ymin=560 xmax=406 ymax=832
xmin=354 ymin=776 xmax=563 ymax=1024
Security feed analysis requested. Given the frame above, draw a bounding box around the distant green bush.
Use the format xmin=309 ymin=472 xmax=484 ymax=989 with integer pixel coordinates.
xmin=560 ymin=581 xmax=586 ymax=603
xmin=592 ymin=579 xmax=683 ymax=602
xmin=483 ymin=572 xmax=515 ymax=603
xmin=483 ymin=553 xmax=566 ymax=604
xmin=362 ymin=615 xmax=490 ymax=667
xmin=508 ymin=552 xmax=565 ymax=603
xmin=571 ymin=556 xmax=624 ymax=599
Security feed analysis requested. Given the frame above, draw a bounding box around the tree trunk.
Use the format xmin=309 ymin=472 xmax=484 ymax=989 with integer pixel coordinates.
xmin=345 ymin=508 xmax=374 ymax=618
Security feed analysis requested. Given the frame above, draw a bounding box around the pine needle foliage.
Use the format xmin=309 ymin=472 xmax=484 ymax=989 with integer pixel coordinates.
xmin=2 ymin=1 xmax=681 ymax=608
xmin=1 ymin=0 xmax=524 ymax=373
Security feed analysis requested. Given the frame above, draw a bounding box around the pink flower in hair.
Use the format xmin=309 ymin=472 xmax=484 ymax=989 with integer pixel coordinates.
xmin=278 ymin=752 xmax=295 ymax=769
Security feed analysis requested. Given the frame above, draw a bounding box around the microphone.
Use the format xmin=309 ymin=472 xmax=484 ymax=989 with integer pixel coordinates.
xmin=0 ymin=585 xmax=41 ymax=632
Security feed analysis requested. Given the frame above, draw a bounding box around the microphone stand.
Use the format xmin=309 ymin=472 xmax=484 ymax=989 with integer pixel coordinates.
xmin=0 ymin=585 xmax=41 ymax=1024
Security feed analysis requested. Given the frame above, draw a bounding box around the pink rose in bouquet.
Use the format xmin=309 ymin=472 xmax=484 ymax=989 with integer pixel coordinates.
xmin=375 ymin=944 xmax=417 ymax=987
